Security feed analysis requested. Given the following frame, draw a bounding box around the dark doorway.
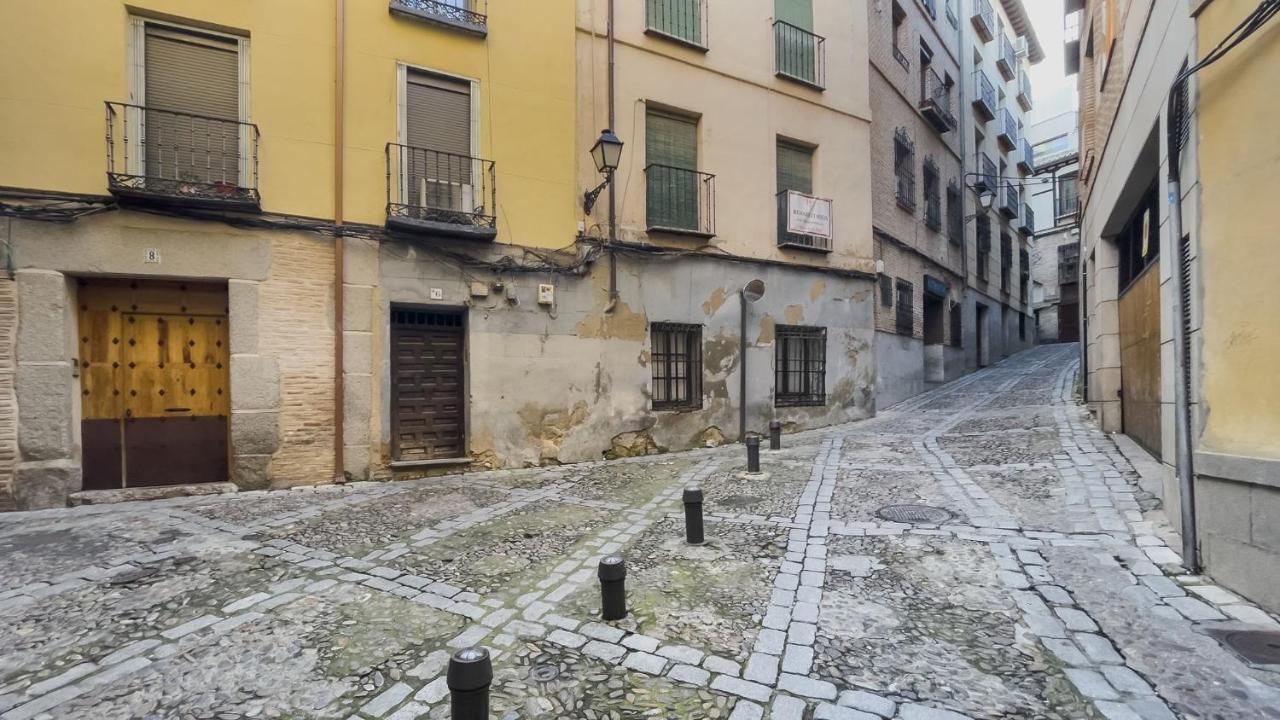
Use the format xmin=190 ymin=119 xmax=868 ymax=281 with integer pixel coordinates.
xmin=976 ymin=303 xmax=989 ymax=367
xmin=391 ymin=307 xmax=467 ymax=461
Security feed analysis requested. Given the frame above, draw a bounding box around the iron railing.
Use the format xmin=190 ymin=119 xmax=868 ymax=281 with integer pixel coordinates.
xmin=1016 ymin=70 xmax=1033 ymax=111
xmin=776 ymin=191 xmax=832 ymax=252
xmin=105 ymin=102 xmax=260 ymax=209
xmin=645 ymin=164 xmax=715 ymax=237
xmin=920 ymin=67 xmax=957 ymax=132
xmin=1018 ymin=139 xmax=1035 ymax=174
xmin=973 ymin=152 xmax=997 ymax=191
xmin=386 ymin=143 xmax=496 ymax=238
xmin=646 ymin=0 xmax=707 ymax=49
xmin=895 ymin=281 xmax=914 ymax=334
xmin=388 ymin=0 xmax=487 ymax=36
xmin=1000 ymin=183 xmax=1020 ymax=219
xmin=1019 ymin=203 xmax=1035 ymax=235
xmin=775 ymin=325 xmax=827 ymax=407
xmin=923 ymin=159 xmax=941 ymax=230
xmin=774 ymin=20 xmax=826 ymax=89
xmin=997 ymin=33 xmax=1018 ymax=80
xmin=972 ymin=69 xmax=996 ymax=122
xmin=971 ymin=0 xmax=994 ymax=42
xmin=945 ymin=0 xmax=959 ymax=28
xmin=997 ymin=107 xmax=1018 ymax=151
xmin=895 ymin=162 xmax=916 ymax=211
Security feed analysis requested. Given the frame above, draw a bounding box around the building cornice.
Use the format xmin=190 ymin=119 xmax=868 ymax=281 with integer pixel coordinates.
xmin=1000 ymin=0 xmax=1046 ymax=64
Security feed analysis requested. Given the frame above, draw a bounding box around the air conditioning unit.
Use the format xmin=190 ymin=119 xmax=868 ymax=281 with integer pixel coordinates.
xmin=1015 ymin=36 xmax=1029 ymax=58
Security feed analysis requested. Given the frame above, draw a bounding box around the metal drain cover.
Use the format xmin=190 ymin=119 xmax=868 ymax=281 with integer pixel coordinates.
xmin=529 ymin=664 xmax=561 ymax=682
xmin=1210 ymin=629 xmax=1280 ymax=667
xmin=876 ymin=504 xmax=954 ymax=524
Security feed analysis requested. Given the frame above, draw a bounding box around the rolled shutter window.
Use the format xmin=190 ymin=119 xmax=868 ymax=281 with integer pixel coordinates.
xmin=405 ymin=71 xmax=473 ymax=210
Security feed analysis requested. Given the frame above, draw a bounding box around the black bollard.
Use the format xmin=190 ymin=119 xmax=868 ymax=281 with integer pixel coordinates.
xmin=769 ymin=421 xmax=782 ymax=451
xmin=683 ymin=486 xmax=705 ymax=545
xmin=447 ymin=646 xmax=492 ymax=720
xmin=746 ymin=435 xmax=761 ymax=473
xmin=598 ymin=555 xmax=627 ymax=621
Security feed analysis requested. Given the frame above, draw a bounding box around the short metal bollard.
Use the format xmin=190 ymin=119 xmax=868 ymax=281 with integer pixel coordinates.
xmin=598 ymin=555 xmax=627 ymax=621
xmin=447 ymin=646 xmax=492 ymax=720
xmin=746 ymin=435 xmax=761 ymax=473
xmin=683 ymin=486 xmax=705 ymax=545
xmin=769 ymin=421 xmax=782 ymax=451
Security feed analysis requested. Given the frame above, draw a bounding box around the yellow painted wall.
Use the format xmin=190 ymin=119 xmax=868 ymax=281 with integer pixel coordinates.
xmin=0 ymin=0 xmax=578 ymax=249
xmin=1195 ymin=0 xmax=1280 ymax=459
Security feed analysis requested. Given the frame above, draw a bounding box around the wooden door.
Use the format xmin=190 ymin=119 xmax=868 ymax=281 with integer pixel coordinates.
xmin=1118 ymin=266 xmax=1162 ymax=459
xmin=79 ymin=279 xmax=229 ymax=489
xmin=391 ymin=309 xmax=466 ymax=461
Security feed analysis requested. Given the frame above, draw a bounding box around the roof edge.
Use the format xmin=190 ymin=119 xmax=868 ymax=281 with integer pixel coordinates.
xmin=1000 ymin=0 xmax=1046 ymax=64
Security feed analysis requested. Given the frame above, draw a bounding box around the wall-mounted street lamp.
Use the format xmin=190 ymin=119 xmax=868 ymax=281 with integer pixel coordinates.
xmin=583 ymin=129 xmax=624 ymax=214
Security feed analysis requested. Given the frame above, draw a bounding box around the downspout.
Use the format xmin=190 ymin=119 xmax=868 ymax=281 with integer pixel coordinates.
xmin=739 ymin=290 xmax=748 ymax=442
xmin=603 ymin=0 xmax=619 ymax=313
xmin=333 ymin=0 xmax=347 ymax=483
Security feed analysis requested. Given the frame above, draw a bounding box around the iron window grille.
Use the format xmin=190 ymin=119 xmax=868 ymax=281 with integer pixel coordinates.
xmin=775 ymin=325 xmax=827 ymax=407
xmin=972 ymin=69 xmax=997 ymax=122
xmin=651 ymin=322 xmax=703 ymax=410
xmin=946 ymin=179 xmax=963 ymax=245
xmin=997 ymin=33 xmax=1018 ymax=81
xmin=895 ymin=280 xmax=914 ymax=334
xmin=645 ymin=0 xmax=708 ymax=49
xmin=973 ymin=152 xmax=997 ymax=191
xmin=105 ymin=102 xmax=260 ymax=211
xmin=388 ymin=0 xmax=488 ymax=36
xmin=1000 ymin=232 xmax=1013 ymax=295
xmin=997 ymin=107 xmax=1019 ymax=152
xmin=879 ymin=275 xmax=894 ymax=305
xmin=646 ymin=165 xmax=716 ymax=237
xmin=386 ymin=143 xmax=497 ymax=239
xmin=773 ymin=20 xmax=826 ymax=90
xmin=976 ymin=215 xmax=992 ymax=282
xmin=923 ymin=157 xmax=942 ymax=231
xmin=894 ymin=128 xmax=916 ymax=211
xmin=999 ymin=182 xmax=1020 ymax=219
xmin=949 ymin=301 xmax=963 ymax=348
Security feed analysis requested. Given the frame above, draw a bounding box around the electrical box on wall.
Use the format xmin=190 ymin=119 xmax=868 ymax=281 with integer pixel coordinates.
xmin=538 ymin=284 xmax=555 ymax=305
xmin=469 ymin=281 xmax=489 ymax=298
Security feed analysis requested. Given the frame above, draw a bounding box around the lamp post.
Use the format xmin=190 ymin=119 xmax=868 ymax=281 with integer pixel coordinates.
xmin=739 ymin=279 xmax=766 ymax=442
xmin=585 ymin=128 xmax=624 ymax=311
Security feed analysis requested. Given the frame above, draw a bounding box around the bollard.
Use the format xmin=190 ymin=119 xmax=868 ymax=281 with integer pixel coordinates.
xmin=598 ymin=555 xmax=627 ymax=621
xmin=683 ymin=486 xmax=705 ymax=545
xmin=746 ymin=435 xmax=761 ymax=473
xmin=769 ymin=421 xmax=782 ymax=451
xmin=447 ymin=646 xmax=492 ymax=720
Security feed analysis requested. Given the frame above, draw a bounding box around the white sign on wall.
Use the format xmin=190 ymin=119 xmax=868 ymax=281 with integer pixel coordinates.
xmin=785 ymin=190 xmax=833 ymax=239
xmin=143 ymin=248 xmax=161 ymax=264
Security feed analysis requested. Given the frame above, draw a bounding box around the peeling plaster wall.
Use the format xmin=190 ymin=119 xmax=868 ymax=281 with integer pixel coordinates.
xmin=373 ymin=244 xmax=875 ymax=472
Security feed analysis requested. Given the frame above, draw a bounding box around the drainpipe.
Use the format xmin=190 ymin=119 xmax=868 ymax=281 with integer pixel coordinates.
xmin=603 ymin=0 xmax=619 ymax=314
xmin=739 ymin=290 xmax=748 ymax=442
xmin=1166 ymin=85 xmax=1197 ymax=571
xmin=332 ymin=0 xmax=347 ymax=483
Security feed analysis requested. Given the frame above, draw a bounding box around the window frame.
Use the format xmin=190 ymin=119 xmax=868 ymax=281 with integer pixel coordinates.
xmin=650 ymin=322 xmax=704 ymax=411
xmin=895 ymin=279 xmax=914 ymax=335
xmin=894 ymin=127 xmax=916 ymax=211
xmin=774 ymin=325 xmax=827 ymax=408
xmin=923 ymin=156 xmax=941 ymax=231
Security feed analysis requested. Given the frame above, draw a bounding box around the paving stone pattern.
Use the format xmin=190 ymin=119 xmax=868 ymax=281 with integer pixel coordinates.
xmin=0 ymin=344 xmax=1277 ymax=719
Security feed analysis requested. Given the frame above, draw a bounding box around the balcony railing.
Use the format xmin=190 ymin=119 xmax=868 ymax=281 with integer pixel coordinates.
xmin=1016 ymin=71 xmax=1033 ymax=112
xmin=971 ymin=0 xmax=995 ymax=43
xmin=1018 ymin=203 xmax=1034 ymax=235
xmin=999 ymin=184 xmax=1020 ymax=219
xmin=997 ymin=107 xmax=1018 ymax=152
xmin=945 ymin=0 xmax=959 ymax=29
xmin=1017 ymin=139 xmax=1035 ymax=174
xmin=776 ymin=191 xmax=832 ymax=252
xmin=774 ymin=20 xmax=826 ymax=90
xmin=919 ymin=67 xmax=957 ymax=133
xmin=973 ymin=152 xmax=997 ymax=192
xmin=972 ymin=69 xmax=996 ymax=122
xmin=386 ymin=143 xmax=497 ymax=239
xmin=105 ymin=102 xmax=260 ymax=210
xmin=646 ymin=0 xmax=708 ymax=49
xmin=996 ymin=34 xmax=1018 ymax=81
xmin=389 ymin=0 xmax=487 ymax=37
xmin=645 ymin=164 xmax=716 ymax=237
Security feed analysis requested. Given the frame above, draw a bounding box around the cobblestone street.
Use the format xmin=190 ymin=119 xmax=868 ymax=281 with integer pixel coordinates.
xmin=2 ymin=344 xmax=1279 ymax=720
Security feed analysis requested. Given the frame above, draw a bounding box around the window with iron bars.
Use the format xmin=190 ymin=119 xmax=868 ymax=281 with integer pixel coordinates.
xmin=1000 ymin=232 xmax=1013 ymax=294
xmin=650 ymin=323 xmax=703 ymax=410
xmin=894 ymin=128 xmax=915 ymax=211
xmin=949 ymin=300 xmax=962 ymax=348
xmin=946 ymin=179 xmax=962 ymax=244
xmin=879 ymin=274 xmax=894 ymax=305
xmin=895 ymin=279 xmax=914 ymax=335
xmin=976 ymin=215 xmax=991 ymax=281
xmin=923 ymin=157 xmax=941 ymax=231
xmin=775 ymin=326 xmax=827 ymax=407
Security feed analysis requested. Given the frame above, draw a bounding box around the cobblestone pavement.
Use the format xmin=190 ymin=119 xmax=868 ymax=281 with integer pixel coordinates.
xmin=2 ymin=344 xmax=1279 ymax=719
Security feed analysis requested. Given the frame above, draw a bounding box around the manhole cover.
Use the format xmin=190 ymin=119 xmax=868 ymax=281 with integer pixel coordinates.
xmin=529 ymin=664 xmax=561 ymax=683
xmin=1210 ymin=629 xmax=1280 ymax=666
xmin=875 ymin=504 xmax=953 ymax=524
xmin=720 ymin=495 xmax=763 ymax=509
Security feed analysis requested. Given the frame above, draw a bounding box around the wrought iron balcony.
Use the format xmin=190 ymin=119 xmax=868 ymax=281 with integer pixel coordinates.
xmin=776 ymin=191 xmax=832 ymax=252
xmin=1017 ymin=139 xmax=1035 ymax=174
xmin=774 ymin=20 xmax=826 ymax=90
xmin=999 ymin=184 xmax=1020 ymax=219
xmin=386 ymin=143 xmax=496 ymax=239
xmin=971 ymin=0 xmax=995 ymax=43
xmin=972 ymin=69 xmax=996 ymax=122
xmin=646 ymin=0 xmax=708 ymax=49
xmin=919 ymin=67 xmax=957 ymax=133
xmin=105 ymin=102 xmax=260 ymax=211
xmin=389 ymin=0 xmax=487 ymax=37
xmin=997 ymin=33 xmax=1018 ymax=81
xmin=973 ymin=152 xmax=997 ymax=192
xmin=1018 ymin=203 xmax=1034 ymax=236
xmin=645 ymin=164 xmax=715 ymax=238
xmin=1016 ymin=70 xmax=1033 ymax=112
xmin=997 ymin=107 xmax=1018 ymax=152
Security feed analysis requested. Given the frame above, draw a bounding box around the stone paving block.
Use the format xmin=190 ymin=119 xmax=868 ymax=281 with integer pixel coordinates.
xmin=1063 ymin=668 xmax=1120 ymax=700
xmin=1166 ymin=596 xmax=1226 ymax=622
xmin=837 ymin=690 xmax=895 ymax=718
xmin=582 ymin=640 xmax=626 ymax=663
xmin=160 ymin=614 xmax=221 ymax=639
xmin=743 ymin=652 xmax=780 ymax=685
xmin=622 ymin=634 xmax=661 ymax=653
xmin=814 ymin=703 xmax=877 ymax=720
xmin=414 ymin=676 xmax=449 ymax=704
xmin=361 ymin=682 xmax=412 ymax=717
xmin=781 ymin=644 xmax=814 ymax=675
xmin=896 ymin=703 xmax=971 ymax=720
xmin=547 ymin=630 xmax=587 ymax=649
xmin=668 ymin=664 xmax=711 ymax=687
xmin=729 ymin=700 xmax=765 ymax=720
xmin=711 ymin=675 xmax=772 ymax=703
xmin=770 ymin=694 xmax=807 ymax=720
xmin=1055 ymin=607 xmax=1100 ymax=632
xmin=1093 ymin=700 xmax=1144 ymax=720
xmin=657 ymin=644 xmax=706 ymax=665
xmin=622 ymin=651 xmax=668 ymax=675
xmin=777 ymin=673 xmax=837 ymax=700
xmin=1102 ymin=666 xmax=1155 ymax=695
xmin=580 ymin=622 xmax=626 ymax=643
xmin=703 ymin=655 xmax=742 ymax=676
xmin=1186 ymin=584 xmax=1241 ymax=605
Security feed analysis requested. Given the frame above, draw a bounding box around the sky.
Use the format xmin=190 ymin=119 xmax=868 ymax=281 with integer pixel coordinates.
xmin=1025 ymin=0 xmax=1079 ymax=123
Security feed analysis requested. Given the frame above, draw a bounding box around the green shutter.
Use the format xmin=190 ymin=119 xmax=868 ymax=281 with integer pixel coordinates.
xmin=647 ymin=0 xmax=702 ymax=45
xmin=774 ymin=0 xmax=813 ymax=29
xmin=646 ymin=111 xmax=699 ymax=231
xmin=776 ymin=142 xmax=813 ymax=194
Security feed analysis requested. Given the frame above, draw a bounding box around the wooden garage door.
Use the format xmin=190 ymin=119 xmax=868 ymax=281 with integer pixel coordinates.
xmin=392 ymin=309 xmax=466 ymax=461
xmin=78 ymin=279 xmax=229 ymax=489
xmin=1118 ymin=265 xmax=1162 ymax=460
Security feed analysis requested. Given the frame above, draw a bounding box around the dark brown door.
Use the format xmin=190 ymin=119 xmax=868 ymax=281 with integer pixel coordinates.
xmin=391 ymin=309 xmax=466 ymax=461
xmin=1119 ymin=266 xmax=1162 ymax=459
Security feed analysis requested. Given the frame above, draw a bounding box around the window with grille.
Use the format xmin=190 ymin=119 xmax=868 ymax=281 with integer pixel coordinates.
xmin=775 ymin=325 xmax=826 ymax=407
xmin=949 ymin=301 xmax=962 ymax=348
xmin=894 ymin=128 xmax=915 ymax=210
xmin=1000 ymin=232 xmax=1013 ymax=293
xmin=646 ymin=0 xmax=705 ymax=47
xmin=946 ymin=179 xmax=962 ymax=244
xmin=895 ymin=279 xmax=914 ymax=334
xmin=976 ymin=215 xmax=991 ymax=281
xmin=923 ymin=157 xmax=941 ymax=230
xmin=650 ymin=323 xmax=703 ymax=410
xmin=879 ymin=275 xmax=894 ymax=305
